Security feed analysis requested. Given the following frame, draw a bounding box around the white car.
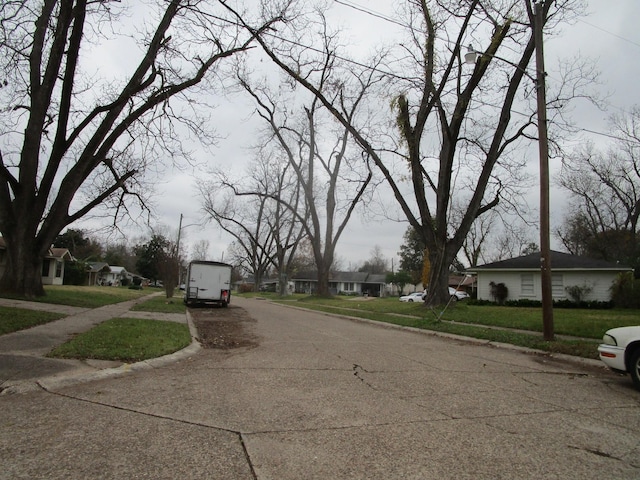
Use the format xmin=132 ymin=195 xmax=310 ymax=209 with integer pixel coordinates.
xmin=399 ymin=292 xmax=425 ymax=302
xmin=598 ymin=326 xmax=640 ymax=391
xmin=400 ymin=288 xmax=469 ymax=302
xmin=449 ymin=287 xmax=469 ymax=301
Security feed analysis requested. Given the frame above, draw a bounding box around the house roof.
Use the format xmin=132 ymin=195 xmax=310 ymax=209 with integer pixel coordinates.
xmin=366 ymin=273 xmax=388 ymax=284
xmin=331 ymin=271 xmax=370 ymax=282
xmin=109 ymin=266 xmax=128 ymax=275
xmin=48 ymin=247 xmax=74 ymax=260
xmin=290 ymin=271 xmax=319 ymax=281
xmin=468 ymin=250 xmax=632 ymax=272
xmin=290 ymin=271 xmax=388 ymax=284
xmin=449 ymin=275 xmax=476 ymax=287
xmin=87 ymin=262 xmax=111 ymax=273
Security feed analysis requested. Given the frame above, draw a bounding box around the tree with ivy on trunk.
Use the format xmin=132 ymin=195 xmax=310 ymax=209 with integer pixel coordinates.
xmin=233 ymin=0 xmax=591 ymax=305
xmin=0 ymin=0 xmax=289 ymax=297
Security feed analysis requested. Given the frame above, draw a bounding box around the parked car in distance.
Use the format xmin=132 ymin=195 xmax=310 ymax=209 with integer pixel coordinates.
xmin=399 ymin=292 xmax=425 ymax=302
xmin=449 ymin=287 xmax=469 ymax=301
xmin=422 ymin=287 xmax=469 ymax=302
xmin=407 ymin=288 xmax=470 ymax=302
xmin=598 ymin=326 xmax=640 ymax=391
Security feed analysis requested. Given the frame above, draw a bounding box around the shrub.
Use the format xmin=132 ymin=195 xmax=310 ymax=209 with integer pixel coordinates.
xmin=610 ymin=272 xmax=640 ymax=308
xmin=489 ymin=282 xmax=508 ymax=305
xmin=565 ymin=283 xmax=593 ymax=303
xmin=63 ymin=261 xmax=88 ymax=285
xmin=470 ymin=298 xmax=613 ymax=309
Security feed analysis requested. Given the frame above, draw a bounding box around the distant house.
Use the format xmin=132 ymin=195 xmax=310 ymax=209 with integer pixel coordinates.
xmin=42 ymin=247 xmax=74 ymax=285
xmin=291 ymin=271 xmax=390 ymax=297
xmin=0 ymin=237 xmax=73 ymax=285
xmin=99 ymin=265 xmax=132 ymax=286
xmin=86 ymin=262 xmax=111 ymax=286
xmin=467 ymin=251 xmax=632 ymax=302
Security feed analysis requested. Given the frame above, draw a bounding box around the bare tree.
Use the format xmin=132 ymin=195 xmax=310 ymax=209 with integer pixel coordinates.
xmin=233 ymin=0 xmax=588 ymax=304
xmin=358 ymin=245 xmax=388 ymax=274
xmin=557 ymin=106 xmax=640 ymax=268
xmin=0 ymin=0 xmax=289 ymax=297
xmin=201 ymin=188 xmax=276 ymax=291
xmin=491 ymin=223 xmax=538 ymax=262
xmin=460 ymin=211 xmax=496 ymax=268
xmin=458 ymin=207 xmax=538 ymax=266
xmin=191 ymin=240 xmax=210 ymax=262
xmin=220 ymin=34 xmax=380 ymax=296
xmin=201 ymin=148 xmax=307 ymax=293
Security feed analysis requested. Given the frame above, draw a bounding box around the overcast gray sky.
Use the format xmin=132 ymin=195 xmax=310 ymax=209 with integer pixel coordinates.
xmin=77 ymin=0 xmax=640 ymax=269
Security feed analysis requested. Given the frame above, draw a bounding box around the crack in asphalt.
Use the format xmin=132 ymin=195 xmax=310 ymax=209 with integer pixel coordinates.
xmin=352 ymin=363 xmax=378 ymax=390
xmin=568 ymin=444 xmax=622 ymax=460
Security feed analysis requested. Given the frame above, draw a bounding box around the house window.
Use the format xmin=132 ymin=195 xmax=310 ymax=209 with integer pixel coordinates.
xmin=55 ymin=261 xmax=62 ymax=278
xmin=552 ymin=274 xmax=564 ymax=297
xmin=42 ymin=259 xmax=50 ymax=277
xmin=521 ymin=274 xmax=534 ymax=296
xmin=344 ymin=282 xmax=354 ymax=291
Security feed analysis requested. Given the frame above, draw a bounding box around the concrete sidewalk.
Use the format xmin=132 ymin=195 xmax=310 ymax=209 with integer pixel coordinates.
xmin=0 ymin=293 xmax=199 ymax=394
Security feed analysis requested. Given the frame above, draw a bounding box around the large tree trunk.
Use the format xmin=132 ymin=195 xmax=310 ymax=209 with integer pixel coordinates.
xmin=315 ymin=257 xmax=332 ymax=297
xmin=0 ymin=234 xmax=47 ymax=298
xmin=423 ymin=246 xmax=456 ymax=306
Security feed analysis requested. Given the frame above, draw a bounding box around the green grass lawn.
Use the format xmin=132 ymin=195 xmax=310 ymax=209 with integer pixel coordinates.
xmin=0 ymin=287 xmax=188 ymax=362
xmin=131 ymin=294 xmax=186 ymax=314
xmin=0 ymin=306 xmax=66 ymax=335
xmin=437 ymin=304 xmax=640 ymax=339
xmin=48 ymin=318 xmax=191 ymax=362
xmin=0 ymin=285 xmax=149 ymax=308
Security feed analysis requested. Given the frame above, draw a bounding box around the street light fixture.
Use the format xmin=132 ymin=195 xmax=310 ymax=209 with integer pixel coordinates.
xmin=463 ymin=2 xmax=554 ymax=341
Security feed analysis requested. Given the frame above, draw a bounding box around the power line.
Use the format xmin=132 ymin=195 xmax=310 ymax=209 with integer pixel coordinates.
xmin=259 ymin=30 xmax=420 ymax=82
xmin=576 ymin=18 xmax=640 ymax=49
xmin=578 ymin=127 xmax=630 ymax=143
xmin=333 ymin=0 xmax=406 ymax=28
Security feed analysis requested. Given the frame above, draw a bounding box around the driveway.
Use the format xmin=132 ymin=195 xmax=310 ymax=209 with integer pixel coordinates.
xmin=1 ymin=296 xmax=639 ymax=479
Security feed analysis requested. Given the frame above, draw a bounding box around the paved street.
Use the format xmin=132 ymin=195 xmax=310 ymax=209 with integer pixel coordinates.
xmin=1 ymin=296 xmax=639 ymax=479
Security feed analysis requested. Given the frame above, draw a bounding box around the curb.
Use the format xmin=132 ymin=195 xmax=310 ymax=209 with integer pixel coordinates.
xmin=3 ymin=310 xmax=201 ymax=394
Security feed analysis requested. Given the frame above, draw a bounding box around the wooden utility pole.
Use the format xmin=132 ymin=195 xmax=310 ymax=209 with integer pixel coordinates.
xmin=534 ymin=1 xmax=554 ymax=341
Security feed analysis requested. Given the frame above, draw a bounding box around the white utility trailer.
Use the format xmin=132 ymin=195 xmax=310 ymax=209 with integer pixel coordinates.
xmin=184 ymin=260 xmax=233 ymax=307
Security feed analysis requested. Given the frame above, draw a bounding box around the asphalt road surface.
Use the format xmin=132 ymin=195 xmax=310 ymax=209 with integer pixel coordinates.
xmin=1 ymin=296 xmax=639 ymax=479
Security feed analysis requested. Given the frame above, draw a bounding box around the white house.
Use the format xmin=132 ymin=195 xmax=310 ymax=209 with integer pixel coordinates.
xmin=99 ymin=265 xmax=132 ymax=286
xmin=41 ymin=247 xmax=74 ymax=285
xmin=467 ymin=251 xmax=632 ymax=303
